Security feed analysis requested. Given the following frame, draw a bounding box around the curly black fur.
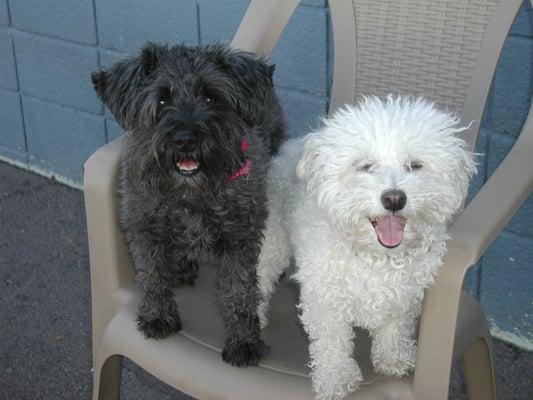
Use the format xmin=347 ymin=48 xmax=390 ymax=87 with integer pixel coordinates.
xmin=91 ymin=42 xmax=285 ymax=367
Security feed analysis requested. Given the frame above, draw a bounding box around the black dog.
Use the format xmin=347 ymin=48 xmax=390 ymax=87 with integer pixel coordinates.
xmin=91 ymin=42 xmax=285 ymax=366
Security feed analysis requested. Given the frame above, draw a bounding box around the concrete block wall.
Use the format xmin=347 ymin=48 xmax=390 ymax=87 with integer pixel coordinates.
xmin=462 ymin=1 xmax=533 ymax=350
xmin=0 ymin=0 xmax=531 ymax=349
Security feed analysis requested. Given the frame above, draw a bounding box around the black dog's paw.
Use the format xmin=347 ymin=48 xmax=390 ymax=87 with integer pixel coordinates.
xmin=137 ymin=296 xmax=182 ymax=339
xmin=222 ymin=339 xmax=269 ymax=367
xmin=136 ymin=312 xmax=182 ymax=339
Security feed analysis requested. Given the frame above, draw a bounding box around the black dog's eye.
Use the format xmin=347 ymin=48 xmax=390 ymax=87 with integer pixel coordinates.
xmin=406 ymin=160 xmax=423 ymax=172
xmin=357 ymin=162 xmax=374 ymax=172
xmin=158 ymin=88 xmax=171 ymax=108
xmin=203 ymin=96 xmax=213 ymax=106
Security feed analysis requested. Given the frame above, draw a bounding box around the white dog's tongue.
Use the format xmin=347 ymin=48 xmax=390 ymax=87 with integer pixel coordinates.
xmin=374 ymin=215 xmax=406 ymax=248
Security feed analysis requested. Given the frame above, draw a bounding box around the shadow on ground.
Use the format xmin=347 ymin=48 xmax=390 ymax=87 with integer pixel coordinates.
xmin=0 ymin=162 xmax=531 ymax=399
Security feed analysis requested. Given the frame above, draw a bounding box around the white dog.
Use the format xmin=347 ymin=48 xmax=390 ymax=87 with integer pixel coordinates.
xmin=257 ymin=96 xmax=476 ymax=399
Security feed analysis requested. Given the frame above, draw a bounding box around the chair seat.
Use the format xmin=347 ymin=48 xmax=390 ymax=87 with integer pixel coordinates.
xmin=98 ymin=266 xmax=416 ymax=400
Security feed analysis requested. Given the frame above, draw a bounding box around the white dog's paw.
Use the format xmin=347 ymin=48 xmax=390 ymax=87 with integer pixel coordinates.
xmin=372 ymin=339 xmax=416 ymax=377
xmin=312 ymin=359 xmax=363 ymax=400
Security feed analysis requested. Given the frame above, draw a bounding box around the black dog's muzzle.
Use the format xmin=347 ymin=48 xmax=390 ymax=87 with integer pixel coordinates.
xmin=173 ymin=131 xmax=198 ymax=153
xmin=171 ymin=131 xmax=201 ymax=176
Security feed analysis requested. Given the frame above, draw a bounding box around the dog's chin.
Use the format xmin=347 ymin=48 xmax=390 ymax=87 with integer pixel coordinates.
xmin=369 ymin=215 xmax=407 ymax=249
xmin=377 ymin=239 xmax=401 ymax=249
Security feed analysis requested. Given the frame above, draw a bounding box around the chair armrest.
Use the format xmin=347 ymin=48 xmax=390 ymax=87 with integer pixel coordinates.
xmin=413 ymin=108 xmax=533 ymax=399
xmin=84 ymin=137 xmax=134 ymax=352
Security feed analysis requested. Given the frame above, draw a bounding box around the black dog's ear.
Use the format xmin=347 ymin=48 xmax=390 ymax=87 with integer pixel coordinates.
xmin=210 ymin=46 xmax=277 ymax=124
xmin=90 ymin=58 xmax=140 ymax=129
xmin=211 ymin=45 xmax=275 ymax=88
xmin=140 ymin=42 xmax=160 ymax=75
xmin=233 ymin=52 xmax=276 ymax=89
xmin=90 ymin=43 xmax=166 ymax=130
xmin=267 ymin=64 xmax=276 ymax=87
xmin=91 ymin=70 xmax=107 ymax=97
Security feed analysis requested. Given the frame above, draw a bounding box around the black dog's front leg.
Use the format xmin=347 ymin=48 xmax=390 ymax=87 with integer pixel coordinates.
xmin=128 ymin=234 xmax=183 ymax=339
xmin=137 ymin=282 xmax=181 ymax=339
xmin=217 ymin=247 xmax=268 ymax=367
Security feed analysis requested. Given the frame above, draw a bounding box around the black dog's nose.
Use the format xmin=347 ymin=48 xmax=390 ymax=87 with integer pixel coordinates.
xmin=381 ymin=189 xmax=407 ymax=212
xmin=174 ymin=131 xmax=198 ymax=152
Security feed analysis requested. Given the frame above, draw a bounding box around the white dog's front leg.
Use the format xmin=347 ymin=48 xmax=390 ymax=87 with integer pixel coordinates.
xmin=256 ymin=213 xmax=292 ymax=329
xmin=299 ymin=293 xmax=362 ymax=400
xmin=370 ymin=311 xmax=418 ymax=377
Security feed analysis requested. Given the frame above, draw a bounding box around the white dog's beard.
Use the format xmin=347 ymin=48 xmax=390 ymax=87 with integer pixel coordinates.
xmin=371 ymin=215 xmax=406 ymax=248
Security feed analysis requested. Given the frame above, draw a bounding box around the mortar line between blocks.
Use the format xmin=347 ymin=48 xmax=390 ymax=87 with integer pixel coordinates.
xmin=8 ymin=25 xmax=165 ymax=57
xmin=7 ymin=31 xmax=19 ymax=89
xmin=300 ymin=3 xmax=328 ymax=9
xmin=325 ymin=8 xmax=332 ymax=109
xmin=103 ymin=118 xmax=110 ymax=143
xmin=275 ymin=84 xmax=328 ymax=99
xmin=476 ymin=257 xmax=483 ymax=300
xmin=499 ymin=227 xmax=533 ymax=241
xmin=510 ymin=32 xmax=533 ymax=39
xmin=9 ymin=31 xmax=29 ymax=162
xmin=196 ymin=1 xmax=202 ymax=46
xmin=0 ymin=84 xmax=18 ymax=93
xmin=91 ymin=0 xmax=105 ymax=119
xmin=17 ymin=93 xmax=29 ymax=163
xmin=91 ymin=0 xmax=100 ymax=47
xmin=18 ymin=93 xmax=30 ymax=163
xmin=9 ymin=26 xmax=97 ymax=49
xmin=20 ymin=92 xmax=104 ymax=118
xmin=5 ymin=0 xmax=12 ymax=25
xmin=483 ymin=128 xmax=491 ymax=185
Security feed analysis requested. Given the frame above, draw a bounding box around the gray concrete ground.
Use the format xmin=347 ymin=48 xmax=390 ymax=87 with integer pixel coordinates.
xmin=0 ymin=161 xmax=531 ymax=400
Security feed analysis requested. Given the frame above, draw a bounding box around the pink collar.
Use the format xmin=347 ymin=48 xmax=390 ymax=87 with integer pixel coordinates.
xmin=229 ymin=139 xmax=251 ymax=181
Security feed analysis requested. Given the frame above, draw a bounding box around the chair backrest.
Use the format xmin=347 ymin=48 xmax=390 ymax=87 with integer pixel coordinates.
xmin=232 ymin=0 xmax=525 ymax=152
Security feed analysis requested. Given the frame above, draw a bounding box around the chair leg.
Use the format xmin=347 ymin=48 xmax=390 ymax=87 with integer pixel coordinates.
xmin=462 ymin=338 xmax=497 ymax=400
xmin=93 ymin=354 xmax=123 ymax=400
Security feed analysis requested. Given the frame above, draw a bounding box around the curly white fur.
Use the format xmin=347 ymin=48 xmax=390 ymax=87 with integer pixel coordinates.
xmin=257 ymin=96 xmax=476 ymax=400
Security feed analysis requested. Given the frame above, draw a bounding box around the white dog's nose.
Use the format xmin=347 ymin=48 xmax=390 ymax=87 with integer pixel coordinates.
xmin=381 ymin=189 xmax=406 ymax=212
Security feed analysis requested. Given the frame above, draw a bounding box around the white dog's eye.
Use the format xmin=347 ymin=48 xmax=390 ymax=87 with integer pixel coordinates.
xmin=406 ymin=160 xmax=423 ymax=172
xmin=357 ymin=162 xmax=374 ymax=172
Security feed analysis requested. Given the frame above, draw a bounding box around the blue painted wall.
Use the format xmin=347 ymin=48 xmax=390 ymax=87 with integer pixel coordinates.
xmin=0 ymin=0 xmax=531 ymax=349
